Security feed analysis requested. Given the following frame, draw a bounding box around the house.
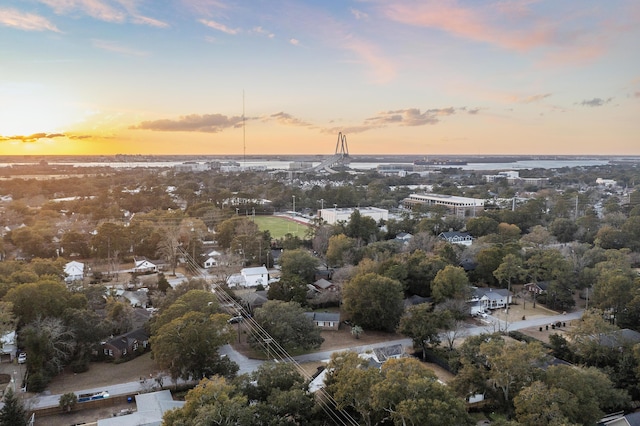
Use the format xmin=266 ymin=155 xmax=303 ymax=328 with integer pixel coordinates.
xmin=304 ymin=312 xmax=340 ymax=330
xmin=598 ymin=329 xmax=640 ymax=349
xmin=469 ymin=287 xmax=512 ymax=310
xmin=241 ymin=266 xmax=269 ymax=288
xmin=312 ymin=278 xmax=336 ymax=292
xmin=0 ymin=331 xmax=17 ymax=362
xmin=203 ymin=250 xmax=222 ymax=268
xmin=524 ymin=281 xmax=549 ymax=295
xmin=438 ymin=231 xmax=473 ymax=246
xmin=403 ymin=295 xmax=432 ymax=309
xmin=394 ymin=232 xmax=413 ymax=244
xmin=600 ymin=411 xmax=640 ymax=426
xmin=102 ymin=328 xmax=150 ymax=359
xmin=64 ymin=261 xmax=85 ymax=283
xmin=371 ymin=343 xmax=405 ymax=363
xmin=133 ymin=258 xmax=158 ymax=274
xmin=97 ymin=390 xmax=184 ymax=426
xmin=238 ymin=290 xmax=269 ymax=313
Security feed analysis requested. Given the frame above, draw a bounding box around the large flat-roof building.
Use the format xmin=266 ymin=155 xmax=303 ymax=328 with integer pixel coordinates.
xmin=319 ymin=207 xmax=388 ymax=225
xmin=402 ymin=193 xmax=484 ymax=217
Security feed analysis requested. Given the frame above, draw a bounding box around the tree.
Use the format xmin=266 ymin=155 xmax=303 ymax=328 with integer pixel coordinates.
xmin=346 ymin=209 xmax=379 ymax=246
xmin=279 ymin=248 xmax=319 ymax=283
xmin=325 ymin=351 xmax=383 ymax=426
xmin=326 ymin=234 xmax=357 ymax=267
xmin=543 ymin=364 xmax=630 ymax=425
xmin=431 ymin=265 xmax=470 ymax=303
xmin=0 ymin=388 xmax=27 ymax=426
xmin=21 ymin=316 xmax=76 ymax=392
xmin=151 ymin=289 xmax=219 ymax=334
xmin=565 ymin=308 xmax=619 ymax=366
xmin=493 ymin=253 xmax=525 ymax=292
xmin=59 ymin=392 xmax=78 ymax=413
xmin=5 ymin=279 xmax=81 ymax=326
xmin=514 ymin=381 xmax=579 ymax=426
xmin=549 ymin=218 xmax=579 ymax=243
xmin=156 ymin=225 xmax=181 ymax=275
xmin=466 ymin=216 xmax=499 ymax=237
xmin=163 ymin=377 xmax=253 ymax=425
xmin=251 ymin=300 xmax=323 ymax=351
xmin=150 ymin=311 xmax=236 ymax=382
xmin=342 ymin=273 xmax=404 ymax=332
xmin=372 ymin=358 xmax=473 ymax=426
xmin=266 ymin=274 xmax=308 ymax=305
xmin=241 ymin=362 xmax=316 ymax=424
xmin=398 ymin=303 xmax=446 ymax=359
xmin=481 ymin=338 xmax=548 ymax=410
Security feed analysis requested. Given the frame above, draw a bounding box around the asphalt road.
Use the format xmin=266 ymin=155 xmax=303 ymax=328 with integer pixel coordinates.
xmin=20 ymin=309 xmax=584 ymax=410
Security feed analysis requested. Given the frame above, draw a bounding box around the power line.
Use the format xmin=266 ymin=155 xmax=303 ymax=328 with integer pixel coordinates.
xmin=175 ymin=246 xmax=359 ymax=426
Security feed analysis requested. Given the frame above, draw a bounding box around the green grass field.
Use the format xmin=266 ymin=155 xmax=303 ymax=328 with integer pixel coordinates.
xmin=253 ymin=215 xmax=310 ymax=240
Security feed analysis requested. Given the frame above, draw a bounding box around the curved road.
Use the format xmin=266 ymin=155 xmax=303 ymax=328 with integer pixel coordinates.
xmin=22 ymin=310 xmax=583 ymax=410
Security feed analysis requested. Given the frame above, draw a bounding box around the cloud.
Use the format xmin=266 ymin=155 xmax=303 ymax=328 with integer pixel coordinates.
xmin=268 ymin=112 xmax=312 ymax=127
xmin=131 ymin=15 xmax=170 ymax=28
xmin=350 ymin=8 xmax=369 ymax=20
xmin=342 ymin=37 xmax=396 ymax=83
xmin=38 ymin=0 xmax=126 ymax=23
xmin=131 ymin=114 xmax=244 ymax=132
xmin=199 ymin=18 xmax=240 ymax=35
xmin=251 ymin=26 xmax=274 ymax=38
xmin=289 ymin=38 xmax=300 ymax=46
xmin=366 ymin=107 xmax=455 ymax=127
xmin=515 ymin=93 xmax=553 ymax=104
xmin=0 ymin=7 xmax=61 ymax=32
xmin=36 ymin=0 xmax=168 ymax=27
xmin=580 ymin=97 xmax=613 ymax=107
xmin=380 ymin=0 xmax=555 ymax=52
xmin=0 ymin=133 xmax=68 ymax=143
xmin=92 ymin=39 xmax=148 ymax=56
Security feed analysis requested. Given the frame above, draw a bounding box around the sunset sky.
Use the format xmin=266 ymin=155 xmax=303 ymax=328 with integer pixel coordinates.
xmin=1 ymin=0 xmax=639 ymax=156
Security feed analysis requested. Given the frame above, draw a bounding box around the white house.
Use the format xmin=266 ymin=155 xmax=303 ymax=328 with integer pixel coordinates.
xmin=64 ymin=261 xmax=85 ymax=283
xmin=469 ymin=287 xmax=512 ymax=310
xmin=438 ymin=231 xmax=473 ymax=246
xmin=133 ymin=258 xmax=158 ymax=273
xmin=203 ymin=250 xmax=222 ymax=268
xmin=0 ymin=330 xmax=17 ymax=362
xmin=240 ymin=266 xmax=269 ymax=287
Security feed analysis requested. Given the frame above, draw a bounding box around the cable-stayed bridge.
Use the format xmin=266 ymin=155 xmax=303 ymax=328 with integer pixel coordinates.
xmin=310 ymin=132 xmax=350 ymax=173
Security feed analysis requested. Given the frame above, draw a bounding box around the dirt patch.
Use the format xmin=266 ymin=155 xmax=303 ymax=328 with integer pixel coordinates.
xmin=232 ymin=323 xmax=404 ymax=359
xmin=44 ymin=353 xmax=160 ymax=395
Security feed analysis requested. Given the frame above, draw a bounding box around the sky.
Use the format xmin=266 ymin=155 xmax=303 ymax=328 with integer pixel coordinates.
xmin=0 ymin=0 xmax=639 ymax=157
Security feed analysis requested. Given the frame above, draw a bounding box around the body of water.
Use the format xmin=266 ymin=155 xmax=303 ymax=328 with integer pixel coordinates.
xmin=0 ymin=159 xmax=613 ymax=171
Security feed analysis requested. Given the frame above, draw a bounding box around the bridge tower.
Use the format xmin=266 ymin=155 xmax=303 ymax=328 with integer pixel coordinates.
xmin=334 ymin=132 xmax=349 ymax=160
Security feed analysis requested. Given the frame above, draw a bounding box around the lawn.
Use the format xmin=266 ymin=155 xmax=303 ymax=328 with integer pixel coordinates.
xmin=253 ymin=215 xmax=310 ymax=240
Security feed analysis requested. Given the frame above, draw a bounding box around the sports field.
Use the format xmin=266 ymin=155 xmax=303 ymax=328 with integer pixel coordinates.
xmin=253 ymin=215 xmax=310 ymax=240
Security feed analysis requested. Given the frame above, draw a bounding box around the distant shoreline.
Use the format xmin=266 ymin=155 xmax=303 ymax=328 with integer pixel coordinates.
xmin=1 ymin=154 xmax=637 ymax=164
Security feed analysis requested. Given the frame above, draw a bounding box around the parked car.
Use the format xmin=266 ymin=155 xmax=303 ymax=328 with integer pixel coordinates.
xmin=227 ymin=316 xmax=244 ymax=324
xmin=17 ymin=352 xmax=26 ymax=364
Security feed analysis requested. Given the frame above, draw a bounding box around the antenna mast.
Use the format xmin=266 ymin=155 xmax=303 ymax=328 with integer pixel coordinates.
xmin=243 ymin=90 xmax=246 ymax=165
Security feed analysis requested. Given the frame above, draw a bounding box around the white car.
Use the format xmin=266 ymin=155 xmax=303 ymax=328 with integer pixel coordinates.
xmin=17 ymin=352 xmax=26 ymax=364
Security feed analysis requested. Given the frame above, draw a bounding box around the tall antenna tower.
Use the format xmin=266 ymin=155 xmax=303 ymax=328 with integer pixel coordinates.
xmin=243 ymin=90 xmax=246 ymax=165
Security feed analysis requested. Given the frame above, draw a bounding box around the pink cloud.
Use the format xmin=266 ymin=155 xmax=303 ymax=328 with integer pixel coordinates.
xmin=0 ymin=7 xmax=61 ymax=32
xmin=381 ymin=1 xmax=554 ymax=52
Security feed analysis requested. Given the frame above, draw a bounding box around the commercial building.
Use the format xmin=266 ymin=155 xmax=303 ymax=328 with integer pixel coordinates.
xmin=402 ymin=193 xmax=484 ymax=217
xmin=319 ymin=207 xmax=389 ymax=225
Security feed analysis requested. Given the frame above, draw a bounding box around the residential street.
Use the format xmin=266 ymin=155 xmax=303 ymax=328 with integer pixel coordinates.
xmin=17 ymin=309 xmax=584 ymax=410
